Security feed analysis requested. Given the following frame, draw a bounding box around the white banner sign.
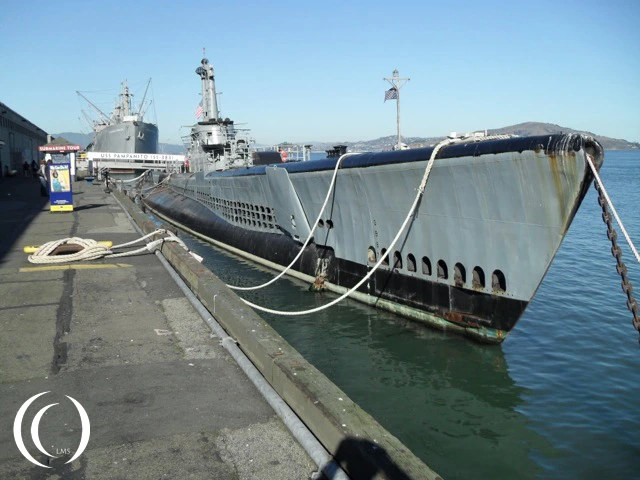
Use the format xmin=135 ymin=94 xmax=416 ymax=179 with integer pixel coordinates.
xmin=87 ymin=152 xmax=185 ymax=162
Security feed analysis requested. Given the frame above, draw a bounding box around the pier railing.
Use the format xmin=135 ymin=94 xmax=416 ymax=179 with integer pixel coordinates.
xmin=85 ymin=152 xmax=186 ymax=173
xmin=254 ymin=144 xmax=313 ymax=162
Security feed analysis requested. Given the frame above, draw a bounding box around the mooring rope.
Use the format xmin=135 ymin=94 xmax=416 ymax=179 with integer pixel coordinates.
xmin=586 ymin=154 xmax=640 ymax=264
xmin=587 ymin=153 xmax=640 ymax=335
xmin=226 ymin=152 xmax=361 ymax=291
xmin=236 ymin=136 xmax=463 ymax=316
xmin=27 ymin=229 xmax=199 ymax=264
xmin=229 ymin=134 xmax=514 ymax=299
xmin=139 ymin=172 xmax=174 ymax=198
xmin=116 ymin=169 xmax=153 ymax=186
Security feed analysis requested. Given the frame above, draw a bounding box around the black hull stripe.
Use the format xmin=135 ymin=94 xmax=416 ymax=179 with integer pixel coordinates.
xmin=144 ymin=189 xmax=528 ymax=343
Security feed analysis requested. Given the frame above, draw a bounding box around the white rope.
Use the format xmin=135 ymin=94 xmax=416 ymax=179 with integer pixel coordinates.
xmin=226 ymin=153 xmax=361 ymax=291
xmin=28 ymin=238 xmax=113 ymax=263
xmin=27 ymin=229 xmax=197 ymax=264
xmin=117 ymin=170 xmax=152 ymax=185
xmin=228 ymin=135 xmax=515 ymax=295
xmin=238 ymin=137 xmax=460 ymax=316
xmin=140 ymin=172 xmax=173 ymax=198
xmin=587 ymin=154 xmax=640 ymax=264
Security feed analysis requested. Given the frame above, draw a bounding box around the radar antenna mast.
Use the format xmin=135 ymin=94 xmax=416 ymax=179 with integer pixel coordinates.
xmin=383 ymin=69 xmax=410 ymax=150
xmin=196 ymin=47 xmax=219 ymax=121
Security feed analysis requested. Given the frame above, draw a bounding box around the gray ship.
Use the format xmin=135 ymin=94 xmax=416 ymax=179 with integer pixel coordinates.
xmin=79 ymin=80 xmax=158 ymax=155
xmin=141 ymin=55 xmax=604 ymax=344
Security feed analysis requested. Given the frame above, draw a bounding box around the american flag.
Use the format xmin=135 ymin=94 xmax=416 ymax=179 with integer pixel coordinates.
xmin=384 ymin=87 xmax=398 ymax=102
xmin=195 ymin=103 xmax=204 ymax=119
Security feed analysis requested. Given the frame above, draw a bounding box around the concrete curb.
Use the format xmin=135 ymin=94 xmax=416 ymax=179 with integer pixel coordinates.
xmin=115 ymin=190 xmax=441 ymax=480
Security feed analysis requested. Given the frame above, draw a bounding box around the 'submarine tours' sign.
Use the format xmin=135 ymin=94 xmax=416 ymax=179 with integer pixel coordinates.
xmin=49 ymin=161 xmax=73 ymax=212
xmin=39 ymin=144 xmax=81 ymax=152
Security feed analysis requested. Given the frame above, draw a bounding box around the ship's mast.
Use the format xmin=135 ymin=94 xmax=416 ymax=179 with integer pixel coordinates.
xmin=384 ymin=69 xmax=410 ymax=149
xmin=120 ymin=80 xmax=132 ymax=117
xmin=196 ymin=50 xmax=219 ymax=121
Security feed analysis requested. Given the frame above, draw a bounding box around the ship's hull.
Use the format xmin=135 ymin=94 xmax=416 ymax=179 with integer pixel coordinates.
xmin=143 ymin=134 xmax=603 ymax=343
xmin=94 ymin=121 xmax=158 ymax=153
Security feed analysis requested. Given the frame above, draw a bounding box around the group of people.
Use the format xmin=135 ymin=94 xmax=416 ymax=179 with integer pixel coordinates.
xmin=14 ymin=159 xmax=67 ymax=196
xmin=22 ymin=160 xmax=39 ymax=178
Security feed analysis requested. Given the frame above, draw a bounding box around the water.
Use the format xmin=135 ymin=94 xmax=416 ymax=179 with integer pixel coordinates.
xmin=170 ymin=150 xmax=640 ymax=479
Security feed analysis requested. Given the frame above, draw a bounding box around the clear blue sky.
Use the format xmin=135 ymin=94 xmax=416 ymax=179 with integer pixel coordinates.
xmin=1 ymin=0 xmax=638 ymax=146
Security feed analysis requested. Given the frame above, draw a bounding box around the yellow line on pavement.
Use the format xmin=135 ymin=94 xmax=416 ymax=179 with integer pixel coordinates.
xmin=19 ymin=263 xmax=133 ymax=272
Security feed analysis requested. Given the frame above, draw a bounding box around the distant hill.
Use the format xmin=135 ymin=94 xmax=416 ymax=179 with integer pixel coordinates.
xmin=486 ymin=122 xmax=639 ymax=150
xmin=158 ymin=143 xmax=186 ymax=154
xmin=52 ymin=132 xmax=185 ymax=154
xmin=56 ymin=122 xmax=638 ymax=155
xmin=309 ymin=122 xmax=639 ymax=152
xmin=54 ymin=132 xmax=92 ymax=148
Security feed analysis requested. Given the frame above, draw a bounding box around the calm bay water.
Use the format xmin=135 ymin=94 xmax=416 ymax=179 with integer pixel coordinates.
xmin=173 ymin=150 xmax=640 ymax=479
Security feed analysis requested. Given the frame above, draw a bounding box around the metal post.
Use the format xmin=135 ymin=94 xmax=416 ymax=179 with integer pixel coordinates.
xmin=384 ymin=69 xmax=410 ymax=150
xmin=396 ymin=86 xmax=401 ymax=149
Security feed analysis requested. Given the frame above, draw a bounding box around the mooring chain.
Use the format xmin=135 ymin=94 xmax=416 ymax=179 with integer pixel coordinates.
xmin=595 ymin=181 xmax=640 ymax=333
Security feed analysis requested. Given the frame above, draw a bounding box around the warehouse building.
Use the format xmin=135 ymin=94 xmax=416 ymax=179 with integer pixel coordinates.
xmin=0 ymin=101 xmax=48 ymax=177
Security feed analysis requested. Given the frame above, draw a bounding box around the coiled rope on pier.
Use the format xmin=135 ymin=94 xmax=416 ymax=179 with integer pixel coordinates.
xmin=236 ymin=136 xmax=471 ymax=316
xmin=28 ymin=229 xmax=194 ymax=264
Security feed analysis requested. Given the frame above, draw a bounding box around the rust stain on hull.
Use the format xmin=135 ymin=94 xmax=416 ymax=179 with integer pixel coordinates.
xmin=548 ymin=153 xmax=568 ymax=221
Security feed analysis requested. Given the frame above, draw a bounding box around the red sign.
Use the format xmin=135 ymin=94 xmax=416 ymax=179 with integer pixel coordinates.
xmin=38 ymin=144 xmax=81 ymax=152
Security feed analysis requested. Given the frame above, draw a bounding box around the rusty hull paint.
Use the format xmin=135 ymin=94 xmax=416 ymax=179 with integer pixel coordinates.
xmin=547 ymin=135 xmax=604 ymax=235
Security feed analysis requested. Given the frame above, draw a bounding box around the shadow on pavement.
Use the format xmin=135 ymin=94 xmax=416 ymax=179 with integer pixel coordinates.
xmin=0 ymin=176 xmax=51 ymax=264
xmin=72 ymin=203 xmax=108 ymax=212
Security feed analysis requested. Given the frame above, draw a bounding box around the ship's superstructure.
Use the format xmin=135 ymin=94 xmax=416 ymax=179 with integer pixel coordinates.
xmin=183 ymin=57 xmax=253 ymax=172
xmin=79 ymin=80 xmax=159 ymax=154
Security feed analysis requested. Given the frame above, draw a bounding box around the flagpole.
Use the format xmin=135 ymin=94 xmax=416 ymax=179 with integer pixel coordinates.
xmin=384 ymin=69 xmax=410 ymax=150
xmin=396 ymin=86 xmax=401 ymax=149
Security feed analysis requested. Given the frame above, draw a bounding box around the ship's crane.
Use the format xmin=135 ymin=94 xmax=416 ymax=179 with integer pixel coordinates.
xmin=76 ymin=91 xmax=111 ymax=125
xmin=139 ymin=99 xmax=153 ymax=119
xmin=137 ymin=78 xmax=152 ymax=117
xmin=79 ymin=110 xmax=96 ymax=132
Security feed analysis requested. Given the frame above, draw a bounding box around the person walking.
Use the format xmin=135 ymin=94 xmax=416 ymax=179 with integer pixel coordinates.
xmin=23 ymin=161 xmax=30 ymax=177
xmin=38 ymin=161 xmax=48 ymax=196
xmin=44 ymin=160 xmax=52 ymax=194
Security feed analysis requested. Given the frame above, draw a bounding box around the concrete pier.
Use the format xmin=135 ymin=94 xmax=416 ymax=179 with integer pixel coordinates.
xmin=0 ymin=176 xmax=441 ymax=479
xmin=0 ymin=177 xmax=316 ymax=479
